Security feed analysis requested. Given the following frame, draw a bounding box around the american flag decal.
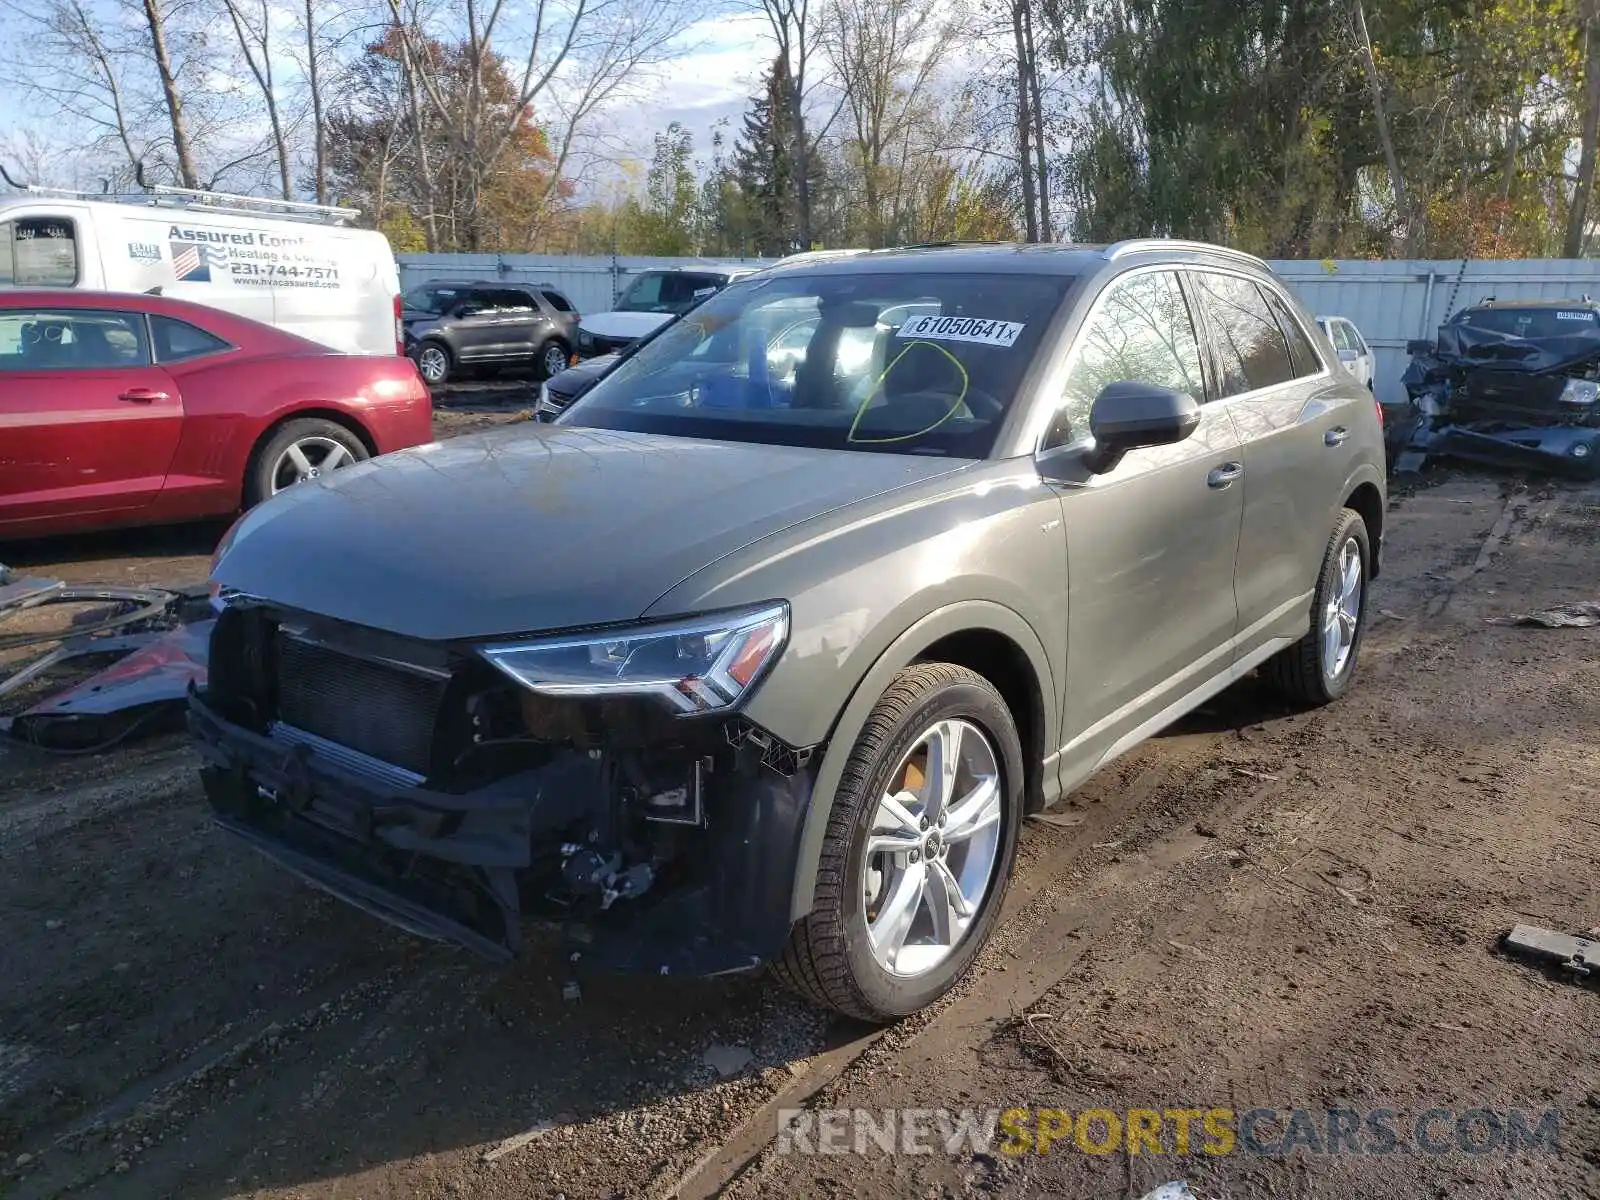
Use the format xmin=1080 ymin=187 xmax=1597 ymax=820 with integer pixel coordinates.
xmin=170 ymin=242 xmax=229 ymax=282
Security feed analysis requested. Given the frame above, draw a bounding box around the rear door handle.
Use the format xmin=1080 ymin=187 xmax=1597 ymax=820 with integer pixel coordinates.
xmin=1206 ymin=462 xmax=1243 ymax=489
xmin=117 ymin=388 xmax=169 ymax=404
xmin=1324 ymin=426 xmax=1349 ymax=446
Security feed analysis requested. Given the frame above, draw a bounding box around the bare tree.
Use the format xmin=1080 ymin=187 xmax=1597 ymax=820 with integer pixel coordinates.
xmin=824 ymin=0 xmax=948 ymax=246
xmin=222 ymin=0 xmax=292 ymax=198
xmin=382 ymin=0 xmax=695 ymax=250
xmin=140 ymin=0 xmax=199 ymax=186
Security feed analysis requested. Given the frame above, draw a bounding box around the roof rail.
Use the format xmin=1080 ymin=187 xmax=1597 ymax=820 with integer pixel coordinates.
xmin=1105 ymin=238 xmax=1269 ymax=269
xmin=5 ymin=183 xmax=360 ymax=226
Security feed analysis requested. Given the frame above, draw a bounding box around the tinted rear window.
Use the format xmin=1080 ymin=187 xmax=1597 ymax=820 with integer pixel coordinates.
xmin=1458 ymin=307 xmax=1599 ymax=338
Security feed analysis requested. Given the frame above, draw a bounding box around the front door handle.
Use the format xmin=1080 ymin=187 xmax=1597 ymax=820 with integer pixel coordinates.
xmin=117 ymin=388 xmax=169 ymax=404
xmin=1206 ymin=462 xmax=1243 ymax=489
xmin=1324 ymin=426 xmax=1349 ymax=447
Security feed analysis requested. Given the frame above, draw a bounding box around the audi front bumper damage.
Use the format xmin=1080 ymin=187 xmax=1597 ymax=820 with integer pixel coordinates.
xmin=189 ymin=606 xmax=818 ymax=978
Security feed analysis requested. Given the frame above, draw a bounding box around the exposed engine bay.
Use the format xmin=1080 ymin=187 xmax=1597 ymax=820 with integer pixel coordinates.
xmin=190 ymin=601 xmax=817 ymax=977
xmin=1395 ymin=303 xmax=1600 ymax=476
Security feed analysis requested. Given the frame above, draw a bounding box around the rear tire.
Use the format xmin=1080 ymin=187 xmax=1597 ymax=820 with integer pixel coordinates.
xmin=1263 ymin=509 xmax=1370 ymax=706
xmin=772 ymin=663 xmax=1024 ymax=1022
xmin=245 ymin=418 xmax=369 ymax=508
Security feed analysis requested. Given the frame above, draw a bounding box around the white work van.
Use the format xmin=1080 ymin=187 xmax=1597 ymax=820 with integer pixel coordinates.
xmin=0 ymin=186 xmax=401 ymax=355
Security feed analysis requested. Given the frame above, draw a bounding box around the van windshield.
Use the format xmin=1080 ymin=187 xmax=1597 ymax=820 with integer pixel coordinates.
xmin=561 ymin=270 xmax=1071 ymax=458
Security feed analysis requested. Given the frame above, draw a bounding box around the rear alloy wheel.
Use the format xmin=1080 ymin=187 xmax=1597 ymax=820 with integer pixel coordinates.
xmin=414 ymin=341 xmax=452 ymax=385
xmin=773 ymin=663 xmax=1024 ymax=1022
xmin=246 ymin=418 xmax=370 ymax=507
xmin=1263 ymin=508 xmax=1371 ymax=705
xmin=538 ymin=339 xmax=569 ymax=379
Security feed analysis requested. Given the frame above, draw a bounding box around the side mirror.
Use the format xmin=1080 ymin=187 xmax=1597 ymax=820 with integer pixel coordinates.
xmin=1337 ymin=347 xmax=1360 ymax=363
xmin=1406 ymin=339 xmax=1436 ymax=357
xmin=1085 ymin=381 xmax=1201 ymax=474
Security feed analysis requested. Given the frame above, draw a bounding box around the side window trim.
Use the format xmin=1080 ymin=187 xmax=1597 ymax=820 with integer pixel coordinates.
xmin=1262 ymin=285 xmax=1325 ymax=378
xmin=1176 ymin=270 xmax=1225 ymax=405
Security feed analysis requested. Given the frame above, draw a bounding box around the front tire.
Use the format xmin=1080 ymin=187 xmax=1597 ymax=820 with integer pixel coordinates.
xmin=1263 ymin=509 xmax=1370 ymax=705
xmin=413 ymin=340 xmax=452 ymax=385
xmin=537 ymin=338 xmax=569 ymax=379
xmin=773 ymin=663 xmax=1024 ymax=1022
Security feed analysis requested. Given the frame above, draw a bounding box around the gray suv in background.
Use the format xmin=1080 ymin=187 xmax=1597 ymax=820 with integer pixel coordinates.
xmin=403 ymin=280 xmax=580 ymax=384
xmin=194 ymin=240 xmax=1386 ymax=1022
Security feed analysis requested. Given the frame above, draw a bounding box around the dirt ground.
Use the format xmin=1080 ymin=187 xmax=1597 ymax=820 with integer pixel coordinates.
xmin=2 ymin=437 xmax=1599 ymax=1198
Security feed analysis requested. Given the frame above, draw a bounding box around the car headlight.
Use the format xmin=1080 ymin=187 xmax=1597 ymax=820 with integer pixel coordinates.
xmin=479 ymin=603 xmax=788 ymax=715
xmin=1559 ymin=378 xmax=1598 ymax=406
xmin=578 ymin=330 xmax=595 ymax=350
xmin=538 ymin=380 xmax=550 ymax=407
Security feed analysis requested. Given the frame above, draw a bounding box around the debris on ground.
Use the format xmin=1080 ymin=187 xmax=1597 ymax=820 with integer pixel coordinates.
xmin=1501 ymin=924 xmax=1598 ymax=984
xmin=701 ymin=1043 xmax=754 ymax=1078
xmin=0 ymin=562 xmax=212 ymax=752
xmin=1486 ymin=600 xmax=1600 ymax=627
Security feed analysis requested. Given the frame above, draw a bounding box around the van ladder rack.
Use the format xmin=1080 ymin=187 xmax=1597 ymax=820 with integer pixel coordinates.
xmin=11 ymin=184 xmax=360 ymax=226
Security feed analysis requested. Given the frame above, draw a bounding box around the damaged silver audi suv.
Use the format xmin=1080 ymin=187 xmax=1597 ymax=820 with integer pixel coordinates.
xmin=193 ymin=241 xmax=1387 ymax=1021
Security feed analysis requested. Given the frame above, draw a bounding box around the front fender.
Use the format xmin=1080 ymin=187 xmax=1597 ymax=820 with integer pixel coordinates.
xmin=784 ymin=599 xmax=1056 ymax=923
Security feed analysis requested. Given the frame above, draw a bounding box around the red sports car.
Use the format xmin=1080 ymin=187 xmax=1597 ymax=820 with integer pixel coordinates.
xmin=0 ymin=289 xmax=433 ymax=539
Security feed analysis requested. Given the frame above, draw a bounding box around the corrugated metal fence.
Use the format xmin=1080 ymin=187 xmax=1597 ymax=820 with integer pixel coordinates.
xmin=396 ymin=253 xmax=778 ymax=319
xmin=398 ymin=253 xmax=1600 ymax=403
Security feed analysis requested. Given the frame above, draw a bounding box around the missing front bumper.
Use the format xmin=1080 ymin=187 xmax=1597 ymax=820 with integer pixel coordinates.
xmin=190 ymin=689 xmax=814 ymax=976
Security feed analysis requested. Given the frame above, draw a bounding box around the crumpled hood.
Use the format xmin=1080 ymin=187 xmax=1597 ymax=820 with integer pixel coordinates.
xmin=582 ymin=311 xmax=673 ymax=341
xmin=213 ymin=425 xmax=965 ymax=642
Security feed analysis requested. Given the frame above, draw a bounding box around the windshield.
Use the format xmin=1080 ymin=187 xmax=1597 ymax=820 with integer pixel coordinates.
xmin=617 ymin=271 xmax=729 ymax=315
xmin=1457 ymin=307 xmax=1599 ymax=338
xmin=560 ymin=271 xmax=1071 ymax=457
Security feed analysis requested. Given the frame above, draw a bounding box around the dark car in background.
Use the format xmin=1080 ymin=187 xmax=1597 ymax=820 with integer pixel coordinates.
xmin=1397 ymin=297 xmax=1600 ymax=475
xmin=403 ymin=280 xmax=580 ymax=384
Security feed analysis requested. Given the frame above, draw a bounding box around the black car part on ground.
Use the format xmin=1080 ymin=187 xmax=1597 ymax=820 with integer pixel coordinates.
xmin=190 ymin=599 xmax=819 ymax=977
xmin=1395 ymin=307 xmax=1600 ymax=476
xmin=0 ymin=565 xmax=213 ymax=752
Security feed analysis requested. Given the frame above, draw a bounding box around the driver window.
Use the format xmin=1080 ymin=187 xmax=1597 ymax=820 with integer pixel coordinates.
xmin=1043 ymin=270 xmax=1205 ymax=450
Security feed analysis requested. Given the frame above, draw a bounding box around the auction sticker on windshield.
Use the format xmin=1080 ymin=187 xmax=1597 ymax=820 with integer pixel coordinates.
xmin=896 ymin=315 xmax=1025 ymax=347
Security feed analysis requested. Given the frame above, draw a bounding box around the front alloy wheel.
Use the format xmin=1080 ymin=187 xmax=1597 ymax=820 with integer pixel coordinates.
xmin=774 ymin=662 xmax=1024 ymax=1022
xmin=863 ymin=718 xmax=1003 ymax=977
xmin=415 ymin=343 xmax=450 ymax=385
